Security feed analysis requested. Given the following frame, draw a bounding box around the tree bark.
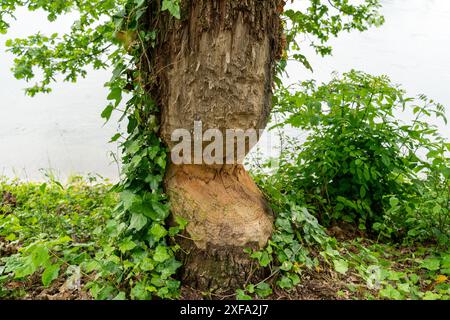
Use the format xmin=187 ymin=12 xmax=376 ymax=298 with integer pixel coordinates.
xmin=152 ymin=0 xmax=284 ymax=292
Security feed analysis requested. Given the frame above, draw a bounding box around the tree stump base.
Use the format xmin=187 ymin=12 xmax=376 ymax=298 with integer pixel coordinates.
xmin=165 ymin=164 xmax=273 ymax=292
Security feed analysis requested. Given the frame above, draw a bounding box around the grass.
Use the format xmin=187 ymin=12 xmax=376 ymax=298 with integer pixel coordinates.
xmin=0 ymin=176 xmax=448 ymax=300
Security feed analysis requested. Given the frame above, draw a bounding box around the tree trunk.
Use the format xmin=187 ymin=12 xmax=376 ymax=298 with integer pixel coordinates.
xmin=153 ymin=0 xmax=284 ymax=293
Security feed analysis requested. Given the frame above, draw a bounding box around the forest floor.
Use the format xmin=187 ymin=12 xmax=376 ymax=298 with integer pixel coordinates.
xmin=1 ymin=178 xmax=449 ymax=300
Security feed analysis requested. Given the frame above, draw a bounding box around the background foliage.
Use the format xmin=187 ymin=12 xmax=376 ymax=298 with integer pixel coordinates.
xmin=269 ymin=71 xmax=449 ymax=242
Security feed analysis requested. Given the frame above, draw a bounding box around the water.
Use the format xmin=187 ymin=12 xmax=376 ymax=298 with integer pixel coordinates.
xmin=0 ymin=8 xmax=121 ymax=181
xmin=1 ymin=0 xmax=449 ymax=181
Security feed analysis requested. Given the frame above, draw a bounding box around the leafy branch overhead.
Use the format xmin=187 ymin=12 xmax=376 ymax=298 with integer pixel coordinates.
xmin=1 ymin=0 xmax=384 ymax=95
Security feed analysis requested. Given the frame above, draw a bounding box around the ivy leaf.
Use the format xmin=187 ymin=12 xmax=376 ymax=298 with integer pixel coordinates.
xmin=175 ymin=216 xmax=188 ymax=230
xmin=42 ymin=264 xmax=60 ymax=287
xmin=121 ymin=190 xmax=138 ymax=210
xmin=259 ymin=251 xmax=271 ymax=267
xmin=289 ymin=274 xmax=301 ymax=286
xmin=129 ymin=213 xmax=148 ymax=231
xmin=379 ymin=285 xmax=403 ymax=300
xmin=159 ymin=258 xmax=182 ymax=279
xmin=145 ymin=174 xmax=162 ymax=191
xmin=130 ymin=281 xmax=150 ymax=300
xmin=277 ymin=276 xmax=293 ymax=289
xmin=154 ymin=245 xmax=171 ymax=263
xmin=156 ymin=156 xmax=167 ymax=169
xmin=255 ymin=282 xmax=273 ymax=298
xmin=161 ymin=0 xmax=181 ymax=19
xmin=152 ymin=202 xmax=170 ymax=221
xmin=150 ymin=224 xmax=168 ymax=241
xmin=118 ymin=238 xmax=137 ymax=253
xmin=236 ymin=289 xmax=252 ymax=300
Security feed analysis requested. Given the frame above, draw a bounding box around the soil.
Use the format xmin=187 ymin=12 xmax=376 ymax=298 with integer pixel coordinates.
xmin=179 ymin=267 xmax=364 ymax=300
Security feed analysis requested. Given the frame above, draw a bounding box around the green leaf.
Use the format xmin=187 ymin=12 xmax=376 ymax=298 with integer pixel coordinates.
xmin=113 ymin=292 xmax=127 ymax=300
xmin=42 ymin=264 xmax=60 ymax=287
xmin=154 ymin=245 xmax=171 ymax=263
xmin=150 ymin=224 xmax=168 ymax=241
xmin=134 ymin=0 xmax=146 ymax=7
xmin=236 ymin=289 xmax=252 ymax=300
xmin=129 ymin=213 xmax=148 ymax=231
xmin=152 ymin=202 xmax=169 ymax=220
xmin=130 ymin=281 xmax=150 ymax=300
xmin=39 ymin=183 xmax=47 ymax=193
xmin=161 ymin=0 xmax=181 ymax=19
xmin=255 ymin=282 xmax=273 ymax=298
xmin=109 ymin=133 xmax=122 ymax=142
xmin=333 ymin=259 xmax=349 ymax=275
xmin=389 ymin=197 xmax=399 ymax=208
xmin=441 ymin=268 xmax=450 ymax=275
xmin=379 ymin=285 xmax=403 ymax=300
xmin=441 ymin=255 xmax=450 ymax=269
xmin=6 ymin=233 xmax=17 ymax=241
xmin=360 ymin=186 xmax=367 ymax=198
xmin=420 ymin=258 xmax=441 ymax=271
xmin=30 ymin=245 xmax=50 ymax=268
xmin=280 ymin=261 xmax=293 ymax=271
xmin=121 ymin=190 xmax=139 ymax=210
xmin=101 ymin=104 xmax=114 ymax=121
xmin=118 ymin=238 xmax=137 ymax=253
xmin=259 ymin=251 xmax=271 ymax=267
xmin=14 ymin=256 xmax=37 ymax=278
xmin=423 ymin=291 xmax=441 ymax=300
xmin=289 ymin=273 xmax=301 ymax=286
xmin=396 ymin=283 xmax=410 ymax=293
xmin=160 ymin=258 xmax=182 ymax=278
xmin=156 ymin=156 xmax=166 ymax=169
xmin=83 ymin=260 xmax=100 ymax=273
xmin=277 ymin=276 xmax=293 ymax=289
xmin=107 ymin=87 xmax=122 ymax=107
xmin=140 ymin=258 xmax=155 ymax=272
xmin=175 ymin=216 xmax=188 ymax=230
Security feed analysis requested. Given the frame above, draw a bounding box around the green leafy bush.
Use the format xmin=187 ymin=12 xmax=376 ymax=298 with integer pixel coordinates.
xmin=268 ymin=70 xmax=449 ymax=242
xmin=376 ymin=175 xmax=449 ymax=245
